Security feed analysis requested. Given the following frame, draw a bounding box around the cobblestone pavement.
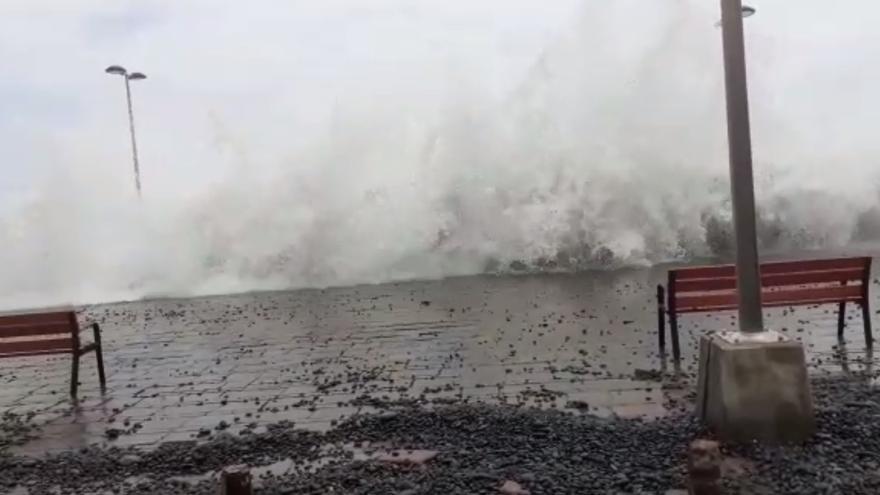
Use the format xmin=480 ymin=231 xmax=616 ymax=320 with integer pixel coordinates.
xmin=2 ymin=264 xmax=878 ymax=457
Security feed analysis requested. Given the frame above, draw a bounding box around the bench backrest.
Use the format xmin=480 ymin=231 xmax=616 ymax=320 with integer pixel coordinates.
xmin=669 ymin=257 xmax=872 ymax=313
xmin=0 ymin=311 xmax=79 ymax=358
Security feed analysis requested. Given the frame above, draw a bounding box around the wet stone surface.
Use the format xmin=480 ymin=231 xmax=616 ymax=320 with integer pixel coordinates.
xmin=1 ymin=267 xmax=879 ymax=492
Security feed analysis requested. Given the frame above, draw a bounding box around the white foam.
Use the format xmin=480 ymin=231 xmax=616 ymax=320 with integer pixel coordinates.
xmin=2 ymin=0 xmax=879 ymax=310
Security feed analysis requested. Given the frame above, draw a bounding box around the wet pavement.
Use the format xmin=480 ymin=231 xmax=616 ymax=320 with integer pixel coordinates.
xmin=2 ymin=263 xmax=877 ymax=459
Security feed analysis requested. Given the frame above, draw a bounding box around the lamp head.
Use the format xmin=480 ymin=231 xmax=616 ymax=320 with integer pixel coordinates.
xmin=105 ymin=65 xmax=127 ymax=75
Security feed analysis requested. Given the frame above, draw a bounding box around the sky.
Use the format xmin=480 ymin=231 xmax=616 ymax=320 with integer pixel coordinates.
xmin=0 ymin=0 xmax=585 ymax=199
xmin=1 ymin=1 xmax=880 ymax=309
xmin=3 ymin=1 xmax=878 ymax=199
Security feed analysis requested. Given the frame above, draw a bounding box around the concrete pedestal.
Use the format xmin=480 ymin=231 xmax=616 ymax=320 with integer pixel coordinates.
xmin=696 ymin=332 xmax=814 ymax=443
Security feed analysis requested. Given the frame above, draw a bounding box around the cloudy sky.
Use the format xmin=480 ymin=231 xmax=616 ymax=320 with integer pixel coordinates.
xmin=2 ymin=0 xmax=878 ymax=200
xmin=0 ymin=0 xmax=589 ymax=200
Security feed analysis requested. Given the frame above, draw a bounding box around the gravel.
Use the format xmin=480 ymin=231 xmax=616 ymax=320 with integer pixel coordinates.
xmin=2 ymin=375 xmax=880 ymax=494
xmin=0 ymin=411 xmax=39 ymax=452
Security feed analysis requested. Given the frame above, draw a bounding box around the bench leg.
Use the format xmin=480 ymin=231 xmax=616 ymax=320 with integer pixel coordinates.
xmin=863 ymin=302 xmax=873 ymax=348
xmin=93 ymin=323 xmax=107 ymax=392
xmin=670 ymin=312 xmax=681 ymax=362
xmin=70 ymin=352 xmax=80 ymax=398
xmin=838 ymin=301 xmax=846 ymax=338
xmin=657 ymin=285 xmax=666 ymax=353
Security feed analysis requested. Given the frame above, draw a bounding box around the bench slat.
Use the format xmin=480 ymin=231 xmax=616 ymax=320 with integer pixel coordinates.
xmin=0 ymin=349 xmax=76 ymax=359
xmin=674 ymin=265 xmax=735 ymax=280
xmin=0 ymin=322 xmax=75 ymax=338
xmin=0 ymin=338 xmax=74 ymax=356
xmin=677 ymin=285 xmax=864 ymax=313
xmin=762 ymin=257 xmax=870 ymax=275
xmin=673 ymin=257 xmax=870 ymax=281
xmin=676 ymin=268 xmax=866 ymax=293
xmin=0 ymin=311 xmax=74 ymax=327
xmin=677 ymin=296 xmax=865 ymax=314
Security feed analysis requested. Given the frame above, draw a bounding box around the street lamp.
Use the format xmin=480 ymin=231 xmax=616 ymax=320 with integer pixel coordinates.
xmin=105 ymin=65 xmax=147 ymax=197
xmin=696 ymin=1 xmax=814 ymax=444
xmin=718 ymin=3 xmax=765 ymax=338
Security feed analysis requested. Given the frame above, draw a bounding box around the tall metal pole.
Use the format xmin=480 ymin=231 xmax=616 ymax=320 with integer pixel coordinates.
xmin=123 ymin=76 xmax=143 ymax=198
xmin=720 ymin=0 xmax=763 ymax=334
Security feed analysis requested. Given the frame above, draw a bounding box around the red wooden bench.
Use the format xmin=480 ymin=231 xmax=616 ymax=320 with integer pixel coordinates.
xmin=657 ymin=257 xmax=873 ymax=360
xmin=0 ymin=310 xmax=106 ymax=397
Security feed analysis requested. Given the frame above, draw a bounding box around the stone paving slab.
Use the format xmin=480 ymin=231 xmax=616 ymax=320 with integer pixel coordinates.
xmin=2 ymin=265 xmax=879 ymax=456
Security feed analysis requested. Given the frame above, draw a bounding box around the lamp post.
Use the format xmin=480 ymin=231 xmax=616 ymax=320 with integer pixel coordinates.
xmin=696 ymin=2 xmax=815 ymax=444
xmin=718 ymin=2 xmax=765 ymax=337
xmin=105 ymin=65 xmax=147 ymax=198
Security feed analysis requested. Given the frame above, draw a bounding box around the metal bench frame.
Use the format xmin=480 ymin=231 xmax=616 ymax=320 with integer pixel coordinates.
xmin=0 ymin=311 xmax=106 ymax=397
xmin=658 ymin=257 xmax=873 ymax=361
